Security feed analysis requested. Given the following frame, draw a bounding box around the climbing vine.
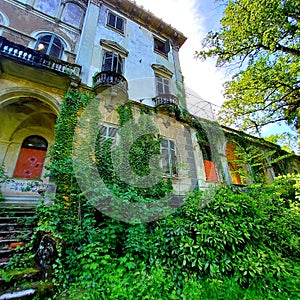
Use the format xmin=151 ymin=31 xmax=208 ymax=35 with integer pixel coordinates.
xmin=95 ymin=102 xmax=173 ymax=203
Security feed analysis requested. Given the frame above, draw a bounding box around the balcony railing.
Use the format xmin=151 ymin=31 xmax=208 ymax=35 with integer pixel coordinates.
xmin=0 ymin=36 xmax=81 ymax=77
xmin=153 ymin=94 xmax=179 ymax=107
xmin=93 ymin=71 xmax=128 ymax=93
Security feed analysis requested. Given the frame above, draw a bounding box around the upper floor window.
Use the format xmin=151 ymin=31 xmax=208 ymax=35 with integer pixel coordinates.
xmin=156 ymin=75 xmax=170 ymax=95
xmin=161 ymin=139 xmax=178 ymax=177
xmin=102 ymin=51 xmax=124 ymax=74
xmin=35 ymin=34 xmax=64 ymax=58
xmin=99 ymin=124 xmax=118 ymax=147
xmin=154 ymin=37 xmax=170 ymax=57
xmin=106 ymin=11 xmax=125 ymax=34
xmin=35 ymin=0 xmax=85 ymax=28
xmin=62 ymin=2 xmax=84 ymax=28
xmin=35 ymin=0 xmax=60 ymax=17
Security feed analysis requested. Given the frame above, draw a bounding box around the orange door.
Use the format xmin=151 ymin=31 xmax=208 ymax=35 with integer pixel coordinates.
xmin=13 ymin=148 xmax=46 ymax=179
xmin=203 ymin=160 xmax=218 ymax=182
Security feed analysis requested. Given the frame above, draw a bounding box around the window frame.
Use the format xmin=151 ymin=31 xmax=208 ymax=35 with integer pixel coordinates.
xmin=161 ymin=138 xmax=178 ymax=177
xmin=35 ymin=33 xmax=64 ymax=59
xmin=153 ymin=36 xmax=170 ymax=57
xmin=155 ymin=75 xmax=170 ymax=95
xmin=99 ymin=124 xmax=118 ymax=147
xmin=61 ymin=2 xmax=85 ymax=28
xmin=101 ymin=50 xmax=124 ymax=75
xmin=106 ymin=11 xmax=125 ymax=34
xmin=34 ymin=0 xmax=61 ymax=17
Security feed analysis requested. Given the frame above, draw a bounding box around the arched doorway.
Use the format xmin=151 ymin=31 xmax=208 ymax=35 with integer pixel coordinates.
xmin=13 ymin=135 xmax=48 ymax=179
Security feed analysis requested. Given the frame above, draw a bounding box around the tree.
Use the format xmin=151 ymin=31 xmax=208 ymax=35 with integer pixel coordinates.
xmin=196 ymin=0 xmax=300 ymax=134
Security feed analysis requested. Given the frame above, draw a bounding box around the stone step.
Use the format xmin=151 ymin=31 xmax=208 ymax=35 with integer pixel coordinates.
xmin=0 ymin=204 xmax=36 ymax=267
xmin=0 ymin=230 xmax=32 ymax=235
xmin=0 ymin=224 xmax=33 ymax=232
xmin=0 ymin=289 xmax=36 ymax=299
xmin=0 ymin=249 xmax=15 ymax=257
xmin=0 ymin=216 xmax=35 ymax=222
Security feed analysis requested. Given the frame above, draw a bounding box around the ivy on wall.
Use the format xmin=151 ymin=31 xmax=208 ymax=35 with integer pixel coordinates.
xmin=95 ymin=102 xmax=173 ymax=202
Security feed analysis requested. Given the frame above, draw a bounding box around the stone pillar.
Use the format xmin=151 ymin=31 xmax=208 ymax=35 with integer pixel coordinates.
xmin=3 ymin=142 xmax=21 ymax=177
xmin=0 ymin=140 xmax=9 ymax=165
xmin=171 ymin=43 xmax=186 ymax=109
xmin=76 ymin=1 xmax=101 ymax=84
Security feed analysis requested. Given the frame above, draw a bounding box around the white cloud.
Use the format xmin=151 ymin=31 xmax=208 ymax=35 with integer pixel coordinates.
xmin=135 ymin=0 xmax=226 ymax=107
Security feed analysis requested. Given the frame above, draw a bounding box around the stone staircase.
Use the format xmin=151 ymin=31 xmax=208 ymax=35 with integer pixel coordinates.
xmin=0 ymin=203 xmax=37 ymax=267
xmin=0 ymin=200 xmax=54 ymax=299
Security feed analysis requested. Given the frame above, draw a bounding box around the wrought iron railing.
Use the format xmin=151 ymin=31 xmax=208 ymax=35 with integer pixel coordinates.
xmin=0 ymin=36 xmax=81 ymax=77
xmin=153 ymin=94 xmax=179 ymax=107
xmin=93 ymin=70 xmax=128 ymax=93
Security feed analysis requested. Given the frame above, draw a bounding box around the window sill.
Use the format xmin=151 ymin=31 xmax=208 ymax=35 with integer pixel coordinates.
xmin=154 ymin=49 xmax=168 ymax=59
xmin=106 ymin=24 xmax=125 ymax=36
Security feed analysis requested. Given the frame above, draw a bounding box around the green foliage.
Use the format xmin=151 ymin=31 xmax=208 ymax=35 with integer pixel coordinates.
xmin=0 ymin=163 xmax=10 ymax=200
xmin=51 ymin=183 xmax=300 ymax=299
xmin=6 ymin=89 xmax=300 ymax=299
xmin=264 ymin=131 xmax=299 ymax=154
xmin=197 ymin=0 xmax=300 ymax=132
xmin=229 ymin=145 xmax=275 ymax=184
xmin=95 ymin=102 xmax=173 ymax=204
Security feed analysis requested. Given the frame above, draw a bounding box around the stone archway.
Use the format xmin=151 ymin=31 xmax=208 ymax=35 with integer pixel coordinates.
xmin=0 ymin=90 xmax=58 ymax=200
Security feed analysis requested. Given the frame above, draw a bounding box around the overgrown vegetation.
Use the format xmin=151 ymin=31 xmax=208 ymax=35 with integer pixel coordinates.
xmin=36 ymin=174 xmax=300 ymax=299
xmin=3 ymin=89 xmax=300 ymax=299
xmin=0 ymin=163 xmax=10 ymax=200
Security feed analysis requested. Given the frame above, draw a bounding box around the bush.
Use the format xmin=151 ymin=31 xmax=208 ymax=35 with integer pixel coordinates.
xmin=46 ymin=183 xmax=300 ymax=299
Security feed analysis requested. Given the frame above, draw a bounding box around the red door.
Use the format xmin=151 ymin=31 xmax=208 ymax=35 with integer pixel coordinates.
xmin=13 ymin=148 xmax=47 ymax=179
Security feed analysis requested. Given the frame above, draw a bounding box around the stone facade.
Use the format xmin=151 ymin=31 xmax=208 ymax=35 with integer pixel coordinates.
xmin=0 ymin=0 xmax=299 ymax=202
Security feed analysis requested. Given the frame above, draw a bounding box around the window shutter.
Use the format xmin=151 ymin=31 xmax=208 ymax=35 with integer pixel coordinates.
xmin=99 ymin=125 xmax=107 ymax=145
xmin=165 ymin=39 xmax=170 ymax=53
xmin=114 ymin=54 xmax=123 ymax=74
xmin=156 ymin=77 xmax=163 ymax=94
xmin=102 ymin=51 xmax=113 ymax=71
xmin=163 ymin=78 xmax=170 ymax=94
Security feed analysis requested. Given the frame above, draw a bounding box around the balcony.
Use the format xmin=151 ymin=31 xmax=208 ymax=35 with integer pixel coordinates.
xmin=153 ymin=93 xmax=179 ymax=112
xmin=0 ymin=36 xmax=81 ymax=90
xmin=93 ymin=71 xmax=128 ymax=95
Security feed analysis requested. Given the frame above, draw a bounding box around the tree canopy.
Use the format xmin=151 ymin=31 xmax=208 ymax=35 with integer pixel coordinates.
xmin=196 ymin=0 xmax=300 ymax=134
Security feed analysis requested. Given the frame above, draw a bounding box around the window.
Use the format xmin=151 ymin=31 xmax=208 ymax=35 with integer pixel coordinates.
xmin=35 ymin=0 xmax=60 ymax=17
xmin=35 ymin=34 xmax=64 ymax=58
xmin=161 ymin=139 xmax=178 ymax=177
xmin=99 ymin=125 xmax=118 ymax=147
xmin=154 ymin=37 xmax=170 ymax=56
xmin=106 ymin=11 xmax=125 ymax=33
xmin=102 ymin=51 xmax=124 ymax=74
xmin=156 ymin=76 xmax=170 ymax=95
xmin=62 ymin=3 xmax=84 ymax=28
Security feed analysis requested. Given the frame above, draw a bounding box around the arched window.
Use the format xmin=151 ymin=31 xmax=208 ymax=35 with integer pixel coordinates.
xmin=35 ymin=34 xmax=64 ymax=58
xmin=35 ymin=0 xmax=60 ymax=17
xmin=62 ymin=2 xmax=84 ymax=28
xmin=13 ymin=135 xmax=48 ymax=179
